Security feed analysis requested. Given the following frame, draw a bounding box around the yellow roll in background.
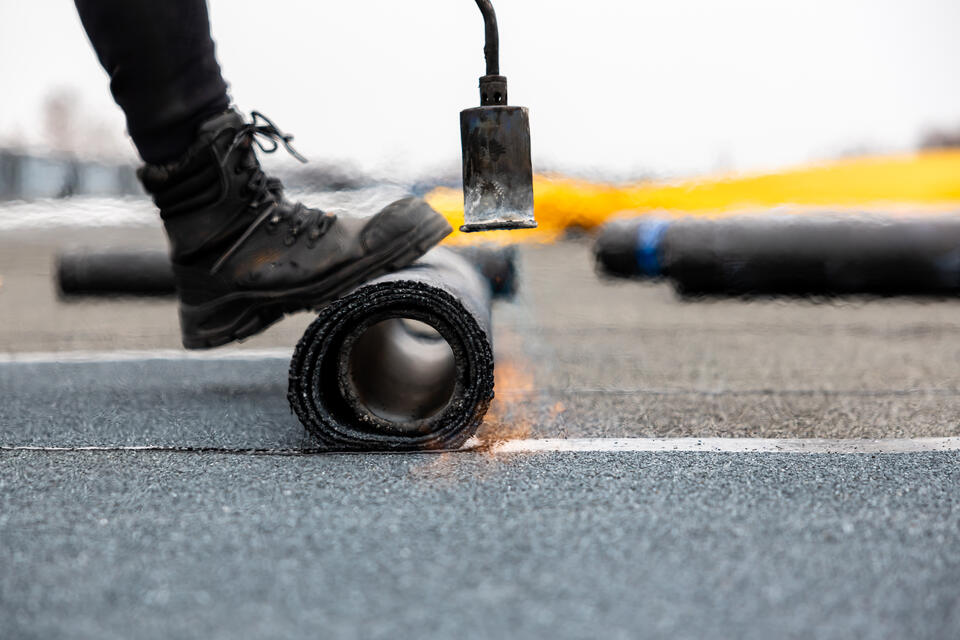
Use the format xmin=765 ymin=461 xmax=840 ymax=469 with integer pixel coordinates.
xmin=427 ymin=149 xmax=960 ymax=245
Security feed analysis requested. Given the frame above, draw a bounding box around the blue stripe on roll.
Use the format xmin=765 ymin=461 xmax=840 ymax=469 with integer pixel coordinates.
xmin=635 ymin=219 xmax=669 ymax=277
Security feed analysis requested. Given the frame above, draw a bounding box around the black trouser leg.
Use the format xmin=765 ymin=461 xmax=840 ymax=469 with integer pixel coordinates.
xmin=74 ymin=0 xmax=230 ymax=164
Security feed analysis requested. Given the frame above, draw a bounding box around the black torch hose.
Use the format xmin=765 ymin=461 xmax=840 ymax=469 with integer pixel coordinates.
xmin=474 ymin=0 xmax=500 ymax=76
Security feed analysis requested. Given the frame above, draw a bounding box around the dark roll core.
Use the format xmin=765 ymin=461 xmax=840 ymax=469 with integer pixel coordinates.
xmin=343 ymin=319 xmax=458 ymax=426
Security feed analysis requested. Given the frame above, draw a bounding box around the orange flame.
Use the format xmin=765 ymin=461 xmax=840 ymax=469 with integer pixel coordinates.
xmin=473 ymin=324 xmax=542 ymax=447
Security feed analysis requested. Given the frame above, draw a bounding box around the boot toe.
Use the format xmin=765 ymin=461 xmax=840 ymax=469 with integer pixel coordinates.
xmin=362 ymin=197 xmax=444 ymax=252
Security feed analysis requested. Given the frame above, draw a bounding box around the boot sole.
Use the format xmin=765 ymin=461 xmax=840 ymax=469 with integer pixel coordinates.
xmin=179 ymin=208 xmax=452 ymax=350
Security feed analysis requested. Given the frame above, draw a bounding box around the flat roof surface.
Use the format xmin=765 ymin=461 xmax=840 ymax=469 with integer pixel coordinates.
xmin=2 ymin=217 xmax=959 ymax=638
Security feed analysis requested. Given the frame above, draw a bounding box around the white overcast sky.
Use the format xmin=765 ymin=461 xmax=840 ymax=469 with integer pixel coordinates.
xmin=1 ymin=0 xmax=959 ymax=179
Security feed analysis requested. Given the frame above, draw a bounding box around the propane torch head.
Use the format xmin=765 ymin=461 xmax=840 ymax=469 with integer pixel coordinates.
xmin=459 ymin=74 xmax=537 ymax=233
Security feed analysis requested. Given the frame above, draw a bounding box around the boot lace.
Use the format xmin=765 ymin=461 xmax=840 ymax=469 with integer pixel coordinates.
xmin=209 ymin=111 xmax=337 ymax=274
xmin=225 ymin=110 xmax=308 ymax=165
xmin=221 ymin=110 xmax=307 ymax=210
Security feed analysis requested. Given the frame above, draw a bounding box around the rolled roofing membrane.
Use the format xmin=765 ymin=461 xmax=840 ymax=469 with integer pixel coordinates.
xmin=287 ymin=248 xmax=497 ymax=451
xmin=56 ymin=244 xmax=517 ymax=298
xmin=595 ymin=214 xmax=960 ymax=297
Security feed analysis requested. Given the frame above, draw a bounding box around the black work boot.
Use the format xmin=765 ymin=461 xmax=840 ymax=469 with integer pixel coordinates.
xmin=138 ymin=109 xmax=451 ymax=349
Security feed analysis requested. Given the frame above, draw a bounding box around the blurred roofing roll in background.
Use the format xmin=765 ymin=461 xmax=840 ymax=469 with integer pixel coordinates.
xmin=55 ymin=244 xmax=517 ymax=299
xmin=595 ymin=213 xmax=960 ymax=298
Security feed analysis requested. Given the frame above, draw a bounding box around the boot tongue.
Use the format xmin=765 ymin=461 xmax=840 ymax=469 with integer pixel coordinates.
xmin=197 ymin=109 xmax=245 ymax=140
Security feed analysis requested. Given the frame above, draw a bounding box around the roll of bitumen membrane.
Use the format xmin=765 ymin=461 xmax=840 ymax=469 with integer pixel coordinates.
xmin=595 ymin=215 xmax=960 ymax=297
xmin=55 ymin=245 xmax=517 ymax=300
xmin=287 ymin=247 xmax=495 ymax=451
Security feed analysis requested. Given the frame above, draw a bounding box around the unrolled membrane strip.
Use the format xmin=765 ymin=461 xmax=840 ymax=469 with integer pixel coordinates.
xmin=287 ymin=247 xmax=496 ymax=451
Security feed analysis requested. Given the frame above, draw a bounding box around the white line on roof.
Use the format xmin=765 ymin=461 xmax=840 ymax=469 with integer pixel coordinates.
xmin=492 ymin=437 xmax=960 ymax=454
xmin=0 ymin=348 xmax=292 ymax=364
xmin=2 ymin=437 xmax=958 ymax=455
